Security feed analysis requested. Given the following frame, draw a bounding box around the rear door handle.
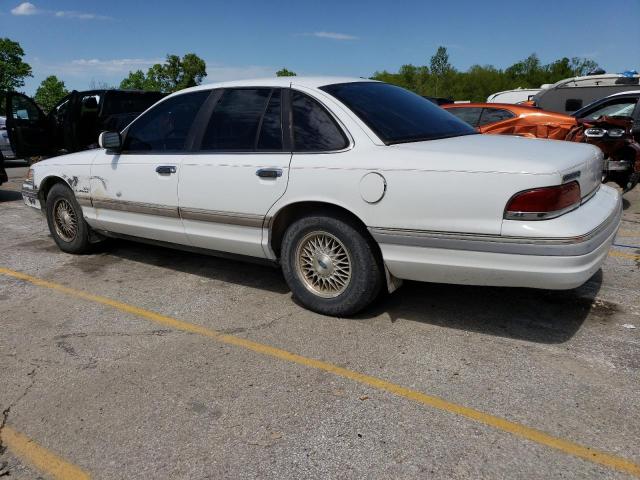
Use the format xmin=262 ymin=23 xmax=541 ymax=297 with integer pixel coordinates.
xmin=256 ymin=168 xmax=283 ymax=179
xmin=156 ymin=165 xmax=177 ymax=175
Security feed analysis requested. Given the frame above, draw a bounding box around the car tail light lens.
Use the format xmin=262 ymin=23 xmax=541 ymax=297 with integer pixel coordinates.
xmin=505 ymin=181 xmax=581 ymax=220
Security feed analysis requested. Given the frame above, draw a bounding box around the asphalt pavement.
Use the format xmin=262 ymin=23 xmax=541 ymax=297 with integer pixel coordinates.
xmin=1 ymin=161 xmax=639 ymax=479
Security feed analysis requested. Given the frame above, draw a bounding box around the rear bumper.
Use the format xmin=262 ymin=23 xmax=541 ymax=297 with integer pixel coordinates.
xmin=372 ymin=187 xmax=622 ymax=290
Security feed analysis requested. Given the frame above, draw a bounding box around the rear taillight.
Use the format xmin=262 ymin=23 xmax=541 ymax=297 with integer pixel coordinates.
xmin=504 ymin=181 xmax=581 ymax=220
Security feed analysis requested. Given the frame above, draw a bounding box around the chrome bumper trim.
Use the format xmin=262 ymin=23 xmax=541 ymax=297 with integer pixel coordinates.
xmin=21 ymin=189 xmax=38 ymax=200
xmin=370 ymin=196 xmax=622 ymax=257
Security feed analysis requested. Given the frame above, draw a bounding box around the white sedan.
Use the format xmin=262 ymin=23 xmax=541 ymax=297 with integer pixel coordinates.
xmin=21 ymin=77 xmax=621 ymax=315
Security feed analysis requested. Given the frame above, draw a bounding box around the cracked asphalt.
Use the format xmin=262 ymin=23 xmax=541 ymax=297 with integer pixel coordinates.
xmin=1 ymin=160 xmax=639 ymax=479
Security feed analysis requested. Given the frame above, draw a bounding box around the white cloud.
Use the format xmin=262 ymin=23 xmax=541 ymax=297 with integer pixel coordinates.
xmin=66 ymin=58 xmax=163 ymax=74
xmin=10 ymin=2 xmax=110 ymax=19
xmin=30 ymin=58 xmax=162 ymax=78
xmin=55 ymin=11 xmax=111 ymax=20
xmin=11 ymin=2 xmax=40 ymax=15
xmin=305 ymin=31 xmax=358 ymax=41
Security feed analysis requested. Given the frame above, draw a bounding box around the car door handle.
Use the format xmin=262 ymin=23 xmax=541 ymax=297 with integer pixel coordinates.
xmin=156 ymin=165 xmax=177 ymax=175
xmin=256 ymin=168 xmax=282 ymax=179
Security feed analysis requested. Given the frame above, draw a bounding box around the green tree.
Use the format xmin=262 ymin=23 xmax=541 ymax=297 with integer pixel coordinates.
xmin=119 ymin=54 xmax=207 ymax=93
xmin=430 ymin=46 xmax=452 ymax=96
xmin=34 ymin=76 xmax=68 ymax=113
xmin=276 ymin=68 xmax=297 ymax=77
xmin=371 ymin=47 xmax=600 ymax=103
xmin=570 ymin=57 xmax=599 ymax=76
xmin=120 ymin=70 xmax=147 ymax=90
xmin=0 ymin=38 xmax=33 ymax=115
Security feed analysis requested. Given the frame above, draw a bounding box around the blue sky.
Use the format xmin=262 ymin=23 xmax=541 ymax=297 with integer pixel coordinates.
xmin=1 ymin=0 xmax=639 ymax=95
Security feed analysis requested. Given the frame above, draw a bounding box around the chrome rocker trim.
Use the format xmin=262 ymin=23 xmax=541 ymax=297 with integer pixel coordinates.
xmin=179 ymin=207 xmax=264 ymax=228
xmin=90 ymin=197 xmax=264 ymax=227
xmin=92 ymin=198 xmax=180 ymax=218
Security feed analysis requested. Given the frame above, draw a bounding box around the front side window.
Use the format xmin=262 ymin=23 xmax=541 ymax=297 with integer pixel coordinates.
xmin=478 ymin=108 xmax=515 ymax=126
xmin=580 ymin=98 xmax=638 ymax=121
xmin=123 ymin=90 xmax=209 ymax=152
xmin=320 ymin=82 xmax=476 ymax=144
xmin=201 ymin=88 xmax=282 ymax=151
xmin=11 ymin=95 xmax=42 ymax=122
xmin=446 ymin=107 xmax=483 ymax=128
xmin=291 ymin=91 xmax=348 ymax=151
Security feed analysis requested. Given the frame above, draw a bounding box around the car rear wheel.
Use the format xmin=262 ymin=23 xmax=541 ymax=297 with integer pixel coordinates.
xmin=281 ymin=215 xmax=383 ymax=316
xmin=45 ymin=183 xmax=93 ymax=254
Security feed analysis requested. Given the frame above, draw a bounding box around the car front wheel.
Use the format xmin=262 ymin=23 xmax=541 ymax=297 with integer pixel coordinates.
xmin=45 ymin=183 xmax=93 ymax=254
xmin=281 ymin=214 xmax=383 ymax=316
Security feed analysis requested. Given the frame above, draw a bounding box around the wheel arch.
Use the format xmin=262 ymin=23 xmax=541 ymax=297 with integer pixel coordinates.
xmin=267 ymin=200 xmax=383 ymax=262
xmin=37 ymin=175 xmax=70 ymax=207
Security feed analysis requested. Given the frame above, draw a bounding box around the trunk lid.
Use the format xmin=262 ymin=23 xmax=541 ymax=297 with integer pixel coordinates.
xmin=390 ymin=134 xmax=603 ymax=197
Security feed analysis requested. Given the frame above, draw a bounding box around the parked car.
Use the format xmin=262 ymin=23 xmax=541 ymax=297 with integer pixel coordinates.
xmin=443 ymin=102 xmax=576 ymax=139
xmin=567 ymin=90 xmax=640 ymax=192
xmin=444 ymin=92 xmax=640 ymax=192
xmin=4 ymin=89 xmax=165 ymax=162
xmin=21 ymin=77 xmax=621 ymax=316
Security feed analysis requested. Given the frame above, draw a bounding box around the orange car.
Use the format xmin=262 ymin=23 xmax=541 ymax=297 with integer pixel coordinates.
xmin=443 ymin=103 xmax=577 ymax=140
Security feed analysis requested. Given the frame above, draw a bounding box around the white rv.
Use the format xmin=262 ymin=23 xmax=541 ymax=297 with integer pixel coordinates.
xmin=532 ymin=73 xmax=640 ymax=114
xmin=486 ymin=88 xmax=541 ymax=104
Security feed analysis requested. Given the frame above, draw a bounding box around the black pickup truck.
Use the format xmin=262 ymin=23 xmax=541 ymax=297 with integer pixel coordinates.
xmin=3 ymin=89 xmax=164 ymax=163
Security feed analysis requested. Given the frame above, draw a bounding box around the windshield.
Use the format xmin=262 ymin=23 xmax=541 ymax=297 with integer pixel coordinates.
xmin=578 ymin=99 xmax=637 ymax=121
xmin=319 ymin=82 xmax=476 ymax=144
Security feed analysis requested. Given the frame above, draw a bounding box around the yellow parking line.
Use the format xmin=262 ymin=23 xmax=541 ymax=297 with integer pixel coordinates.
xmin=609 ymin=250 xmax=640 ymax=260
xmin=2 ymin=425 xmax=90 ymax=480
xmin=1 ymin=266 xmax=639 ymax=478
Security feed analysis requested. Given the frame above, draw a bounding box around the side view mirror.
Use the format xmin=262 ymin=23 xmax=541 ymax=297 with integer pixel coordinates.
xmin=98 ymin=131 xmax=122 ymax=151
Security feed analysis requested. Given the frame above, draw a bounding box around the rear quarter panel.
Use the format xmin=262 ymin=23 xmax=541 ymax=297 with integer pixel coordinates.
xmin=276 ymin=144 xmax=562 ymax=236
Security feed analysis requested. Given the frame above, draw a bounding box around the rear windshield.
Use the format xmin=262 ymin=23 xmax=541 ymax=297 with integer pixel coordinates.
xmin=319 ymin=82 xmax=476 ymax=144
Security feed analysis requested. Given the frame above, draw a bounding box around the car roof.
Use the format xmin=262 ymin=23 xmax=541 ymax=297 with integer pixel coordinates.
xmin=175 ymin=76 xmax=376 ymax=95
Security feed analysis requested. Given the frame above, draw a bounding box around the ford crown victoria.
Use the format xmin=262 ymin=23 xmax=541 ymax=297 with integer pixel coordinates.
xmin=21 ymin=77 xmax=622 ymax=315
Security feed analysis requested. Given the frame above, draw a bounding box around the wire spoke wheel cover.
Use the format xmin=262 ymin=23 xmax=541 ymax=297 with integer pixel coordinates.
xmin=295 ymin=231 xmax=352 ymax=298
xmin=53 ymin=198 xmax=78 ymax=242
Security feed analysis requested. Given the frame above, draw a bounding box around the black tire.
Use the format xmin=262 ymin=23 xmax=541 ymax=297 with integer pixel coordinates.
xmin=45 ymin=183 xmax=93 ymax=254
xmin=281 ymin=214 xmax=384 ymax=316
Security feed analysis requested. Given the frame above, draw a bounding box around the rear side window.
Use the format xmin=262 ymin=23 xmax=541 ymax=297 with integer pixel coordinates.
xmin=446 ymin=107 xmax=483 ymax=127
xmin=123 ymin=91 xmax=209 ymax=152
xmin=292 ymin=92 xmax=348 ymax=151
xmin=478 ymin=108 xmax=515 ymax=126
xmin=257 ymin=90 xmax=283 ymax=150
xmin=201 ymin=88 xmax=274 ymax=151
